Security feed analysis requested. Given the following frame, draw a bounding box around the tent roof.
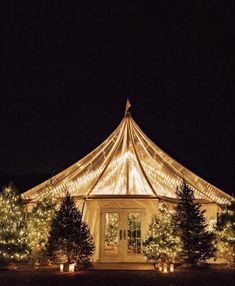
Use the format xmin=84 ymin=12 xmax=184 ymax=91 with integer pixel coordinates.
xmin=21 ymin=110 xmax=231 ymax=205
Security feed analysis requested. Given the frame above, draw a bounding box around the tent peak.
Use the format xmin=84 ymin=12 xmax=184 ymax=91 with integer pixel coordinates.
xmin=124 ymin=98 xmax=131 ymax=116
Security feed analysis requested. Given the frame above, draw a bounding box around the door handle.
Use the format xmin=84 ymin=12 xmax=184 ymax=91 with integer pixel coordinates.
xmin=123 ymin=229 xmax=126 ymax=240
xmin=119 ymin=229 xmax=122 ymax=240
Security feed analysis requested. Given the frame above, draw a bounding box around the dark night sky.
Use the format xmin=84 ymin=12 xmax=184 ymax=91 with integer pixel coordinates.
xmin=0 ymin=2 xmax=234 ymax=195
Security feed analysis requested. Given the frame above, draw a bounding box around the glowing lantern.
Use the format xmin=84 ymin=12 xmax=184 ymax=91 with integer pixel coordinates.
xmin=68 ymin=263 xmax=76 ymax=273
xmin=170 ymin=263 xmax=174 ymax=272
xmin=156 ymin=262 xmax=163 ymax=271
xmin=59 ymin=263 xmax=64 ymax=272
xmin=34 ymin=260 xmax=40 ymax=270
xmin=163 ymin=263 xmax=168 ymax=273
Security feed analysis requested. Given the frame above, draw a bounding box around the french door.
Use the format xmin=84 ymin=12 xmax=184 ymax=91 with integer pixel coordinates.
xmin=100 ymin=208 xmax=146 ymax=262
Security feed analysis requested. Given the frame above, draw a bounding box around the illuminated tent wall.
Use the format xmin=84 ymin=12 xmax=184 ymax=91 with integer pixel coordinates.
xmin=21 ymin=105 xmax=232 ymax=262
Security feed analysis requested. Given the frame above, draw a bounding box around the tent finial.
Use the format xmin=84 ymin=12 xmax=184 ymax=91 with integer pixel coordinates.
xmin=125 ymin=98 xmax=131 ymax=116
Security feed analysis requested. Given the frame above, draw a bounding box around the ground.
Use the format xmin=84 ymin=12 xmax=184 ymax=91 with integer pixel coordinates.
xmin=0 ymin=265 xmax=234 ymax=286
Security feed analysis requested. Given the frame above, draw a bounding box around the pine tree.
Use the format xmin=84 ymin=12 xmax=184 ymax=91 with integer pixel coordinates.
xmin=215 ymin=198 xmax=235 ymax=263
xmin=173 ymin=180 xmax=216 ymax=264
xmin=143 ymin=204 xmax=182 ymax=263
xmin=46 ymin=193 xmax=95 ymax=266
xmin=0 ymin=183 xmax=29 ymax=265
xmin=28 ymin=193 xmax=56 ymax=262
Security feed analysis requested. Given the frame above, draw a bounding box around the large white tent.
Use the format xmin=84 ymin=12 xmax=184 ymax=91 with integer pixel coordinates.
xmin=21 ymin=102 xmax=231 ymax=262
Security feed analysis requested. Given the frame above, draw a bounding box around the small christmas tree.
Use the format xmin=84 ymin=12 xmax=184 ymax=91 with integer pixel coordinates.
xmin=28 ymin=193 xmax=56 ymax=262
xmin=105 ymin=213 xmax=119 ymax=247
xmin=0 ymin=183 xmax=29 ymax=266
xmin=215 ymin=198 xmax=235 ymax=263
xmin=143 ymin=204 xmax=182 ymax=263
xmin=174 ymin=180 xmax=216 ymax=264
xmin=46 ymin=193 xmax=95 ymax=267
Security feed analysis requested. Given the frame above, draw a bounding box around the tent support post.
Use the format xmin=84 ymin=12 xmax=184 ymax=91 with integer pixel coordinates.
xmin=81 ymin=197 xmax=87 ymax=220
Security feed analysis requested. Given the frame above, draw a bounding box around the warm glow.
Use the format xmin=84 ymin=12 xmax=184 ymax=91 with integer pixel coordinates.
xmin=0 ymin=185 xmax=29 ymax=262
xmin=170 ymin=263 xmax=174 ymax=272
xmin=68 ymin=263 xmax=75 ymax=273
xmin=59 ymin=263 xmax=64 ymax=272
xmin=21 ymin=113 xmax=231 ymax=205
xmin=163 ymin=263 xmax=168 ymax=273
xmin=143 ymin=205 xmax=182 ymax=263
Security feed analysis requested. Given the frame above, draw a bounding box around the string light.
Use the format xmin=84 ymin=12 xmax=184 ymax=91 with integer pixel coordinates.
xmin=0 ymin=185 xmax=29 ymax=262
xmin=21 ymin=115 xmax=230 ymax=205
xmin=215 ymin=199 xmax=235 ymax=263
xmin=27 ymin=193 xmax=56 ymax=261
xmin=143 ymin=204 xmax=182 ymax=265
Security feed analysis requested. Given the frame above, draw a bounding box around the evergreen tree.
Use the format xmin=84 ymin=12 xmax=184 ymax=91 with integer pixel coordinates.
xmin=0 ymin=183 xmax=29 ymax=265
xmin=173 ymin=180 xmax=216 ymax=264
xmin=28 ymin=193 xmax=56 ymax=262
xmin=215 ymin=198 xmax=235 ymax=263
xmin=46 ymin=193 xmax=95 ymax=266
xmin=143 ymin=204 xmax=182 ymax=263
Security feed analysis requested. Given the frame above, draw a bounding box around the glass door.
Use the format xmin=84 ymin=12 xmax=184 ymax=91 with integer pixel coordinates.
xmin=104 ymin=212 xmax=119 ymax=257
xmin=101 ymin=210 xmax=123 ymax=262
xmin=127 ymin=212 xmax=142 ymax=255
xmin=101 ymin=208 xmax=145 ymax=262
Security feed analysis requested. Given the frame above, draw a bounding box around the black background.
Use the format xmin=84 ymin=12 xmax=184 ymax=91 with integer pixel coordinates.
xmin=0 ymin=2 xmax=234 ymax=195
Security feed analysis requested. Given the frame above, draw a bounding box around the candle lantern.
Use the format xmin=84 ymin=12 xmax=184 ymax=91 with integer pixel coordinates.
xmin=170 ymin=263 xmax=174 ymax=272
xmin=163 ymin=263 xmax=168 ymax=273
xmin=59 ymin=263 xmax=64 ymax=272
xmin=34 ymin=260 xmax=40 ymax=270
xmin=68 ymin=263 xmax=75 ymax=273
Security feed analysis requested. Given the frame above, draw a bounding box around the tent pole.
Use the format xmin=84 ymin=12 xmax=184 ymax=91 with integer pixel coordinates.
xmin=81 ymin=197 xmax=87 ymax=220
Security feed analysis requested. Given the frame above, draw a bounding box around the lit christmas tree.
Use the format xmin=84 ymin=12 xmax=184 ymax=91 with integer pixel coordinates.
xmin=27 ymin=193 xmax=56 ymax=262
xmin=215 ymin=198 xmax=235 ymax=263
xmin=0 ymin=183 xmax=29 ymax=266
xmin=174 ymin=180 xmax=216 ymax=264
xmin=143 ymin=204 xmax=182 ymax=263
xmin=105 ymin=213 xmax=119 ymax=247
xmin=46 ymin=193 xmax=95 ymax=267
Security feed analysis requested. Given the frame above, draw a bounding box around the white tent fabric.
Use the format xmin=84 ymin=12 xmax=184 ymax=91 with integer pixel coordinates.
xmin=21 ymin=112 xmax=231 ymax=205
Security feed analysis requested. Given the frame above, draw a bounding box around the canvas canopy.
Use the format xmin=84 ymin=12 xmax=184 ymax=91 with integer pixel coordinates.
xmin=21 ymin=107 xmax=231 ymax=205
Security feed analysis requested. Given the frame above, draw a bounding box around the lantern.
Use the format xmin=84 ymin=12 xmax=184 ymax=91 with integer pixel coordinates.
xmin=68 ymin=263 xmax=75 ymax=273
xmin=34 ymin=260 xmax=40 ymax=270
xmin=59 ymin=263 xmax=64 ymax=272
xmin=170 ymin=263 xmax=174 ymax=272
xmin=163 ymin=263 xmax=168 ymax=273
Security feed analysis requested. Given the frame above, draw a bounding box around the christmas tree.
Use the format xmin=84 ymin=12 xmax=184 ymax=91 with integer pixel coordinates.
xmin=173 ymin=180 xmax=216 ymax=264
xmin=215 ymin=198 xmax=235 ymax=263
xmin=0 ymin=183 xmax=29 ymax=266
xmin=143 ymin=204 xmax=182 ymax=263
xmin=105 ymin=213 xmax=119 ymax=247
xmin=46 ymin=193 xmax=95 ymax=266
xmin=28 ymin=193 xmax=56 ymax=262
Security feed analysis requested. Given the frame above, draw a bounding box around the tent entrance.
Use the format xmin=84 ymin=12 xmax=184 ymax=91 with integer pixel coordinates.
xmin=100 ymin=208 xmax=146 ymax=262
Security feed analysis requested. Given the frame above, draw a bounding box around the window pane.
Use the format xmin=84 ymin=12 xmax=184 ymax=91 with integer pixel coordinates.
xmin=128 ymin=213 xmax=141 ymax=254
xmin=104 ymin=213 xmax=119 ymax=256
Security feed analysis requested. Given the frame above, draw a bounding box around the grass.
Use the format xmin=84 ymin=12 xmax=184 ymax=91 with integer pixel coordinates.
xmin=0 ymin=265 xmax=234 ymax=286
